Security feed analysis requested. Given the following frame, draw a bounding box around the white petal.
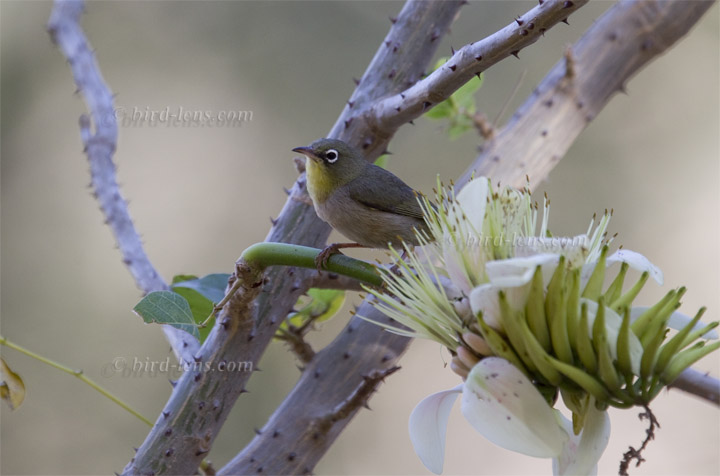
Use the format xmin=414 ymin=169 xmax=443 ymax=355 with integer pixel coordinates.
xmin=455 ymin=177 xmax=489 ymax=233
xmin=630 ymin=307 xmax=718 ymax=339
xmin=461 ymin=358 xmax=569 ymax=457
xmin=608 ymin=249 xmax=663 ymax=285
xmin=553 ymin=406 xmax=610 ymax=476
xmin=516 ymin=235 xmax=589 ymax=267
xmin=409 ymin=385 xmax=463 ymax=474
xmin=443 ymin=240 xmax=473 ymax=296
xmin=485 ymin=254 xmax=560 ymax=288
xmin=476 ymin=255 xmax=559 ymax=316
xmin=581 ymin=299 xmax=643 ymax=375
xmin=469 ymin=284 xmax=504 ymax=331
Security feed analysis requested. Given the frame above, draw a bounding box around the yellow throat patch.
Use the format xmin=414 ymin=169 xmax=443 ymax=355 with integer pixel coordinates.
xmin=304 ymin=159 xmax=333 ymax=204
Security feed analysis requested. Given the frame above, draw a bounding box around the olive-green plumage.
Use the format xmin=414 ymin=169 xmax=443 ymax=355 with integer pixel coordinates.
xmin=292 ymin=138 xmax=429 ymax=249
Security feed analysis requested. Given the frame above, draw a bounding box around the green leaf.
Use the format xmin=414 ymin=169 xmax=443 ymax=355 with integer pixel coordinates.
xmin=424 ymin=100 xmax=455 ymax=120
xmin=424 ymin=57 xmax=458 ymax=120
xmin=285 ymin=289 xmax=346 ymax=329
xmin=308 ymin=288 xmax=346 ymax=322
xmin=374 ymin=154 xmax=389 ymax=169
xmin=171 ymin=274 xmax=198 ymax=285
xmin=171 ymin=287 xmax=214 ymax=343
xmin=171 ymin=274 xmax=231 ymax=343
xmin=452 ymin=74 xmax=482 ymax=111
xmin=424 ymin=57 xmax=482 ymax=123
xmin=133 ymin=291 xmax=200 ymax=340
xmin=448 ymin=121 xmax=472 ymax=140
xmin=172 ymin=273 xmax=229 ymax=303
xmin=0 ymin=357 xmax=25 ymax=410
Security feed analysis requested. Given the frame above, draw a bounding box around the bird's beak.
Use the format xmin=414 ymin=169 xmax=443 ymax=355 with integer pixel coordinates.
xmin=292 ymin=146 xmax=321 ymax=162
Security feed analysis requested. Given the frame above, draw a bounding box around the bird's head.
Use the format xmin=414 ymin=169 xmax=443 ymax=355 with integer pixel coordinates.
xmin=292 ymin=138 xmax=367 ymax=186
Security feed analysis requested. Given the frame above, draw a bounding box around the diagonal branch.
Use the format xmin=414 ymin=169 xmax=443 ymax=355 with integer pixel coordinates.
xmin=671 ymin=367 xmax=720 ymax=405
xmin=459 ymin=0 xmax=717 ymax=188
xmin=219 ymin=303 xmax=410 ymax=475
xmin=47 ymin=0 xmax=198 ymax=362
xmin=369 ymin=0 xmax=588 ymax=132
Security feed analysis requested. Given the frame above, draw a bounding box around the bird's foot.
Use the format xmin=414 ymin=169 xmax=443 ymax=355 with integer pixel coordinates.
xmin=315 ymin=242 xmax=368 ymax=271
xmin=315 ymin=243 xmax=344 ymax=271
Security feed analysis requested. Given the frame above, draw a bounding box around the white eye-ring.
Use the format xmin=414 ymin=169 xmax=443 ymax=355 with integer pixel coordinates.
xmin=325 ymin=149 xmax=339 ymax=163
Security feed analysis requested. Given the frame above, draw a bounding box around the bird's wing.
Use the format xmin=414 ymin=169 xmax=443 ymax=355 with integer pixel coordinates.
xmin=347 ymin=164 xmax=426 ymax=220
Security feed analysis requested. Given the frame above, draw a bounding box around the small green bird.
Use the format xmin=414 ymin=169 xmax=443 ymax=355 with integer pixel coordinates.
xmin=292 ymin=138 xmax=430 ymax=268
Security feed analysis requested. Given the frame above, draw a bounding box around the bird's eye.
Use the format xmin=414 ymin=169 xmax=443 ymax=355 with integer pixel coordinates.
xmin=325 ymin=149 xmax=339 ymax=163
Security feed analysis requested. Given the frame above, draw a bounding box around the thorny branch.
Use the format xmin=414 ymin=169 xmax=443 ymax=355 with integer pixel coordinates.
xmin=369 ymin=0 xmax=588 ymax=132
xmin=670 ymin=367 xmax=720 ymax=405
xmin=219 ymin=303 xmax=411 ymax=475
xmin=47 ymin=0 xmax=198 ymax=362
xmin=275 ymin=327 xmax=316 ymax=365
xmin=324 ymin=366 xmax=401 ymax=422
xmin=275 ymin=317 xmax=318 ymax=365
xmin=460 ymin=0 xmax=718 ymax=189
xmin=307 ymin=270 xmax=368 ymax=292
xmin=124 ymin=257 xmax=265 ymax=475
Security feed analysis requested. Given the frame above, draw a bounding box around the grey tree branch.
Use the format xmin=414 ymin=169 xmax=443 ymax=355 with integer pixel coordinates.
xmin=459 ymin=0 xmax=717 ymax=189
xmin=671 ymin=367 xmax=720 ymax=405
xmin=306 ymin=270 xmax=367 ymax=292
xmin=275 ymin=327 xmax=316 ymax=365
xmin=324 ymin=366 xmax=402 ymax=421
xmin=220 ymin=303 xmax=410 ymax=475
xmin=123 ymin=258 xmax=265 ymax=475
xmin=369 ymin=0 xmax=589 ymax=132
xmin=47 ymin=0 xmax=199 ymax=362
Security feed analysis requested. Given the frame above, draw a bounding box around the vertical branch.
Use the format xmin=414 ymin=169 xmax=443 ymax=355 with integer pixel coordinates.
xmin=47 ymin=0 xmax=199 ymax=360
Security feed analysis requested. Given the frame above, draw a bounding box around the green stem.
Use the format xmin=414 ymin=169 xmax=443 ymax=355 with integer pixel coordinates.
xmin=0 ymin=334 xmax=153 ymax=427
xmin=241 ymin=243 xmax=384 ymax=287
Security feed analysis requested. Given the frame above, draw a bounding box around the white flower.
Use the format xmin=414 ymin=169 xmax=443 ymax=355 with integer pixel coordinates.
xmin=409 ymin=357 xmax=610 ymax=475
xmin=409 ymin=385 xmax=462 ymax=474
xmin=364 ymin=177 xmax=719 ymax=475
xmin=553 ymin=402 xmax=611 ymax=476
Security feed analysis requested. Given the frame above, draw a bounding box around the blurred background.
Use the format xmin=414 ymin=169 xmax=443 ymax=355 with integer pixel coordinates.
xmin=1 ymin=1 xmax=718 ymax=474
